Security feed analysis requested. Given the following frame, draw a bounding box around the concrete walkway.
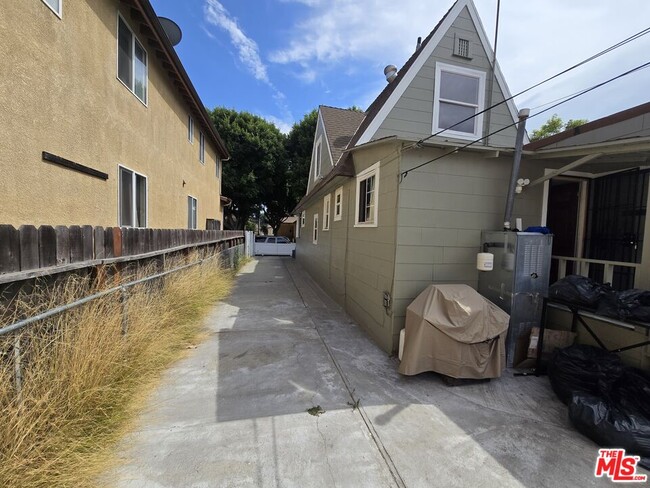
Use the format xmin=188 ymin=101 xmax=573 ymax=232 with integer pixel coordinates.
xmin=111 ymin=257 xmax=614 ymax=487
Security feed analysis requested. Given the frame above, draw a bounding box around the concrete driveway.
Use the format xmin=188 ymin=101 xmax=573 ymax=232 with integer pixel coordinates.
xmin=111 ymin=257 xmax=616 ymax=487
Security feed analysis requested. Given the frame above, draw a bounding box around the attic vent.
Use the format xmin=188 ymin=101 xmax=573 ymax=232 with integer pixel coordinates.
xmin=453 ymin=35 xmax=472 ymax=59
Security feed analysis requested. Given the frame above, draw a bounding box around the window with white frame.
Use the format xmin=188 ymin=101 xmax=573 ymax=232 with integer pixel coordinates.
xmin=313 ymin=214 xmax=319 ymax=244
xmin=355 ymin=162 xmax=379 ymax=227
xmin=433 ymin=62 xmax=485 ymax=139
xmin=42 ymin=0 xmax=62 ymax=17
xmin=301 ymin=211 xmax=306 ymax=228
xmin=313 ymin=137 xmax=322 ymax=181
xmin=323 ymin=194 xmax=331 ymax=231
xmin=199 ymin=132 xmax=205 ymax=163
xmin=188 ymin=196 xmax=198 ymax=229
xmin=119 ymin=167 xmax=147 ymax=227
xmin=117 ymin=15 xmax=148 ymax=104
xmin=188 ymin=115 xmax=194 ymax=143
xmin=334 ymin=187 xmax=343 ymax=221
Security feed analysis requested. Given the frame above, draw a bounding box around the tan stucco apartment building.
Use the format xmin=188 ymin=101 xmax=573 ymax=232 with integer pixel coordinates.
xmin=0 ymin=0 xmax=229 ymax=230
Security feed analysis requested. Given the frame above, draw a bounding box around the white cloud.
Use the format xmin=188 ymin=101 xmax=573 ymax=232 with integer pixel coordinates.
xmin=269 ymin=0 xmax=650 ymax=128
xmin=203 ymin=1 xmax=295 ymax=131
xmin=261 ymin=114 xmax=293 ymax=134
xmin=204 ymin=0 xmax=269 ymax=83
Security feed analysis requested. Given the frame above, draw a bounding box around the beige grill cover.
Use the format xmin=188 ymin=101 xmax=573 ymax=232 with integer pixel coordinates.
xmin=398 ymin=284 xmax=510 ymax=379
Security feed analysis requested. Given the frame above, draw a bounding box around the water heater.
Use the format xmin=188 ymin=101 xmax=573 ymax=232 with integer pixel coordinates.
xmin=478 ymin=231 xmax=553 ymax=367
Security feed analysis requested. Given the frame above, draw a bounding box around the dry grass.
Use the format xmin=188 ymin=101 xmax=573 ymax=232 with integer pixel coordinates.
xmin=0 ymin=252 xmax=240 ymax=488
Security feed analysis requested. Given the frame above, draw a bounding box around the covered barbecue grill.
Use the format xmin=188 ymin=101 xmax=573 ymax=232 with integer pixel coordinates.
xmin=398 ymin=284 xmax=509 ymax=379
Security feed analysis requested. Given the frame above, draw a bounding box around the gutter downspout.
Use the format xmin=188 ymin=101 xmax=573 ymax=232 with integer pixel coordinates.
xmin=503 ymin=108 xmax=530 ymax=230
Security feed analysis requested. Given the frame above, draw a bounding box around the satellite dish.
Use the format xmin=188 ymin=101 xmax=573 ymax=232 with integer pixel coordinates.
xmin=158 ymin=17 xmax=182 ymax=46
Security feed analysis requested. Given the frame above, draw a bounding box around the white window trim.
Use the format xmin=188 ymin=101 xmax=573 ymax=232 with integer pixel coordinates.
xmin=301 ymin=211 xmax=306 ymax=228
xmin=188 ymin=195 xmax=198 ymax=229
xmin=188 ymin=115 xmax=194 ymax=143
xmin=117 ymin=164 xmax=148 ymax=228
xmin=116 ymin=13 xmax=148 ymax=106
xmin=323 ymin=194 xmax=331 ymax=231
xmin=334 ymin=186 xmax=343 ymax=221
xmin=432 ymin=62 xmax=486 ymax=141
xmin=313 ymin=136 xmax=323 ymax=182
xmin=354 ymin=162 xmax=380 ymax=228
xmin=42 ymin=0 xmax=62 ymax=18
xmin=313 ymin=214 xmax=319 ymax=244
xmin=199 ymin=132 xmax=205 ymax=164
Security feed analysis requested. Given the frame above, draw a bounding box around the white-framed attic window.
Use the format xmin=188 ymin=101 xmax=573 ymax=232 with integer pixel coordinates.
xmin=323 ymin=194 xmax=331 ymax=231
xmin=313 ymin=136 xmax=323 ymax=181
xmin=432 ymin=62 xmax=485 ymax=140
xmin=355 ymin=162 xmax=379 ymax=227
xmin=42 ymin=0 xmax=62 ymax=17
xmin=188 ymin=115 xmax=194 ymax=143
xmin=334 ymin=186 xmax=343 ymax=221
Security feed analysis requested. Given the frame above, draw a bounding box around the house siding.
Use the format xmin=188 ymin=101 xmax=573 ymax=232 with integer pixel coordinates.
xmin=373 ymin=6 xmax=517 ymax=148
xmin=390 ymin=148 xmax=546 ymax=345
xmin=0 ymin=0 xmax=224 ymax=228
xmin=305 ymin=113 xmax=335 ymax=195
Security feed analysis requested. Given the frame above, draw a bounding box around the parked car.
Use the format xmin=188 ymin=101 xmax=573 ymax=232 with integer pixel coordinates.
xmin=254 ymin=236 xmax=296 ymax=256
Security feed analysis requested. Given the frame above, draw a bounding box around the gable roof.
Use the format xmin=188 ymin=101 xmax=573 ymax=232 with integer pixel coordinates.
xmin=319 ymin=106 xmax=366 ymax=165
xmin=132 ymin=0 xmax=229 ymax=159
xmin=348 ymin=0 xmax=520 ymax=148
xmin=524 ymin=101 xmax=650 ymax=151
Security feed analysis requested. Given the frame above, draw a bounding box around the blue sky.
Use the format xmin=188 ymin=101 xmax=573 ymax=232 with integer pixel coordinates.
xmin=150 ymin=0 xmax=650 ymax=134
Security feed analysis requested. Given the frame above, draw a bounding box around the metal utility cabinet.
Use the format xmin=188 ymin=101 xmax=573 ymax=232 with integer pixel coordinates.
xmin=478 ymin=231 xmax=553 ymax=367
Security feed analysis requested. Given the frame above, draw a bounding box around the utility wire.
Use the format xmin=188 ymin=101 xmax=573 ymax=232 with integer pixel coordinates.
xmin=399 ymin=59 xmax=650 ymax=178
xmin=407 ymin=25 xmax=650 ymax=149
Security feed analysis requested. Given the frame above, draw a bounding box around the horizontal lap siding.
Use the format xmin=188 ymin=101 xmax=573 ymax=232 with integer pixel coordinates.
xmin=392 ymin=148 xmax=546 ymax=333
xmin=373 ymin=6 xmax=517 ymax=148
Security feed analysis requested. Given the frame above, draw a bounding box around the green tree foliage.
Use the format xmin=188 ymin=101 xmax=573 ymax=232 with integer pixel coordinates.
xmin=285 ymin=109 xmax=318 ymax=206
xmin=209 ymin=107 xmax=286 ymax=230
xmin=530 ymin=114 xmax=589 ymax=141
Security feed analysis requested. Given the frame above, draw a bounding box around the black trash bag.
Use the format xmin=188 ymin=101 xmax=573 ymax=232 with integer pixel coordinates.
xmin=617 ymin=289 xmax=650 ymax=323
xmin=596 ymin=292 xmax=622 ymax=320
xmin=613 ymin=368 xmax=650 ymax=420
xmin=548 ymin=275 xmax=614 ymax=308
xmin=547 ymin=345 xmax=623 ymax=404
xmin=569 ymin=393 xmax=650 ymax=458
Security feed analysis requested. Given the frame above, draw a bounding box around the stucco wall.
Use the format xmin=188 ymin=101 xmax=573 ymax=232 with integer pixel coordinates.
xmin=0 ymin=0 xmax=223 ymax=229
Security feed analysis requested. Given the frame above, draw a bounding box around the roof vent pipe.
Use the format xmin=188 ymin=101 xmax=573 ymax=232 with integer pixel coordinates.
xmin=416 ymin=36 xmax=422 ymax=51
xmin=384 ymin=65 xmax=398 ymax=83
xmin=503 ymin=108 xmax=530 ymax=230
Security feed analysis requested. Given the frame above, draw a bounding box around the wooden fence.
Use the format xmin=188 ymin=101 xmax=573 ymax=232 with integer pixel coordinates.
xmin=0 ymin=224 xmax=244 ymax=283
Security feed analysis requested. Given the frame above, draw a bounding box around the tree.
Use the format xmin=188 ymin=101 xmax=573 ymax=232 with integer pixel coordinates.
xmin=530 ymin=114 xmax=589 ymax=141
xmin=285 ymin=109 xmax=318 ymax=206
xmin=209 ymin=107 xmax=286 ymax=230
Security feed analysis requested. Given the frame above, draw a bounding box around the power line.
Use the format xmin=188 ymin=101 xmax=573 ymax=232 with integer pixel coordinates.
xmin=407 ymin=25 xmax=650 ymax=149
xmin=399 ymin=59 xmax=650 ymax=178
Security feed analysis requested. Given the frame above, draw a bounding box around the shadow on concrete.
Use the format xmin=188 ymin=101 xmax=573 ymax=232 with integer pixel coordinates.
xmin=210 ymin=257 xmax=617 ymax=487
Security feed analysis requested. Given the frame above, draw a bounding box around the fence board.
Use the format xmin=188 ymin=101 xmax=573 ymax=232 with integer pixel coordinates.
xmin=104 ymin=228 xmax=114 ymax=258
xmin=82 ymin=226 xmax=94 ymax=261
xmin=112 ymin=227 xmax=122 ymax=257
xmin=94 ymin=227 xmax=105 ymax=259
xmin=0 ymin=225 xmax=20 ymax=273
xmin=19 ymin=226 xmax=39 ymax=270
xmin=69 ymin=226 xmax=84 ymax=263
xmin=55 ymin=226 xmax=70 ymax=265
xmin=38 ymin=226 xmax=57 ymax=268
